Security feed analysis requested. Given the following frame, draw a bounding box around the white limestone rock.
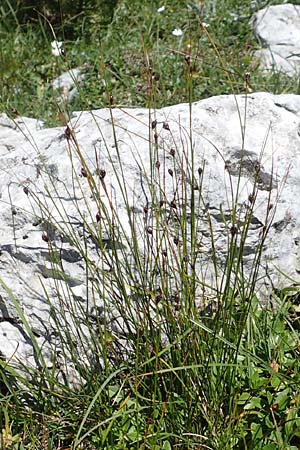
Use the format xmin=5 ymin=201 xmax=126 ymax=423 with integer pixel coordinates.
xmin=251 ymin=4 xmax=300 ymax=76
xmin=52 ymin=67 xmax=85 ymax=103
xmin=1 ymin=92 xmax=300 ymax=383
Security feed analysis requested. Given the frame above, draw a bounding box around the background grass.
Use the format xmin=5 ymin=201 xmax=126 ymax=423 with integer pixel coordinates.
xmin=1 ymin=0 xmax=299 ymax=125
xmin=1 ymin=1 xmax=300 ymax=449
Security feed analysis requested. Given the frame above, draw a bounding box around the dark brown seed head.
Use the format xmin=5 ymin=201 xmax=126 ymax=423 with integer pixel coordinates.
xmin=99 ymin=169 xmax=106 ymax=180
xmin=146 ymin=226 xmax=153 ymax=235
xmin=64 ymin=125 xmax=72 ymax=140
xmin=172 ymin=292 xmax=179 ymax=302
xmin=248 ymin=193 xmax=255 ymax=204
xmin=151 ymin=120 xmax=157 ymax=129
xmin=144 ymin=206 xmax=149 ymax=214
xmin=81 ymin=167 xmax=88 ymax=178
xmin=96 ymin=211 xmax=101 ymax=222
xmin=230 ymin=226 xmax=238 ymax=237
xmin=162 ymin=249 xmax=167 ymax=257
xmin=23 ymin=186 xmax=29 ymax=195
xmin=170 ymin=148 xmax=175 ymax=157
xmin=254 ymin=162 xmax=260 ymax=173
xmin=156 ymin=293 xmax=162 ymax=303
xmin=155 ymin=160 xmax=160 ymax=170
xmin=42 ymin=233 xmax=49 ymax=243
xmin=173 ymin=236 xmax=179 ymax=245
xmin=156 ymin=287 xmax=162 ymax=302
xmin=185 ymin=54 xmax=191 ymax=65
xmin=109 ymin=94 xmax=114 ymax=105
xmin=11 ymin=108 xmax=19 ymax=117
xmin=244 ymin=72 xmax=251 ymax=83
xmin=163 ymin=122 xmax=170 ymax=131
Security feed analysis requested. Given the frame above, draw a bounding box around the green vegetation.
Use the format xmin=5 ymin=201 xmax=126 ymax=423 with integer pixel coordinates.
xmin=1 ymin=0 xmax=299 ymax=125
xmin=1 ymin=1 xmax=300 ymax=449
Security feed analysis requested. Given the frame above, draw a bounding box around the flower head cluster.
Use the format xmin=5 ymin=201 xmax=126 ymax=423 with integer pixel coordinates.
xmin=172 ymin=28 xmax=183 ymax=37
xmin=51 ymin=40 xmax=64 ymax=57
xmin=157 ymin=5 xmax=165 ymax=13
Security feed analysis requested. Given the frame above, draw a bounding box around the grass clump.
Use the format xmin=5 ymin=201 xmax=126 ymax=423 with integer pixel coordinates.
xmin=1 ymin=1 xmax=300 ymax=449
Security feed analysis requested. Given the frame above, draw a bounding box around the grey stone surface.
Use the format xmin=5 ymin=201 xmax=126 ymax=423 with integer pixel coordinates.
xmin=1 ymin=93 xmax=300 ymax=381
xmin=251 ymin=4 xmax=300 ymax=76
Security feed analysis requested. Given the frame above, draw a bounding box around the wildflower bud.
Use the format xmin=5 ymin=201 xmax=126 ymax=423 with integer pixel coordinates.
xmin=163 ymin=122 xmax=170 ymax=131
xmin=42 ymin=233 xmax=49 ymax=243
xmin=81 ymin=167 xmax=88 ymax=178
xmin=168 ymin=168 xmax=173 ymax=177
xmin=170 ymin=148 xmax=175 ymax=157
xmin=270 ymin=360 xmax=279 ymax=372
xmin=151 ymin=120 xmax=157 ymax=129
xmin=155 ymin=160 xmax=160 ymax=170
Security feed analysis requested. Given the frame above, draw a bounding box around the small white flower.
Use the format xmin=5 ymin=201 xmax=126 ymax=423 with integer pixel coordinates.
xmin=202 ymin=22 xmax=210 ymax=28
xmin=51 ymin=40 xmax=63 ymax=57
xmin=157 ymin=5 xmax=165 ymax=13
xmin=172 ymin=28 xmax=183 ymax=37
